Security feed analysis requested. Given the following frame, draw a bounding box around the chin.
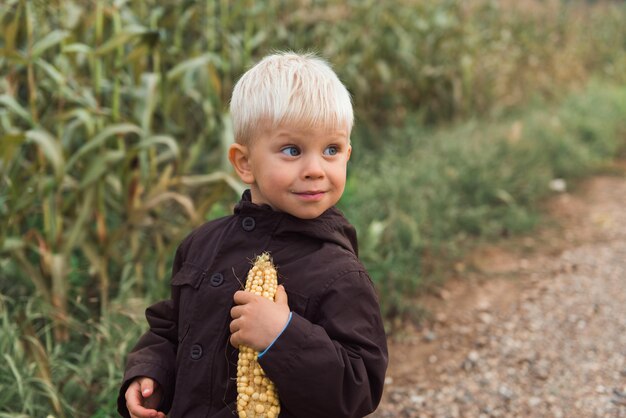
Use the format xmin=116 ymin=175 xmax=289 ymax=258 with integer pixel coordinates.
xmin=297 ymin=213 xmax=323 ymax=220
xmin=288 ymin=208 xmax=327 ymax=220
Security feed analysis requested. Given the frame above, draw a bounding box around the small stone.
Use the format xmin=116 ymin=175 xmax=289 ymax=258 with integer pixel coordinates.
xmin=475 ymin=336 xmax=489 ymax=348
xmin=476 ymin=298 xmax=491 ymax=311
xmin=549 ymin=178 xmax=567 ymax=192
xmin=551 ymin=407 xmax=564 ymax=418
xmin=468 ymin=351 xmax=480 ymax=362
xmin=478 ymin=312 xmax=493 ymax=324
xmin=456 ymin=325 xmax=472 ymax=335
xmin=423 ymin=330 xmax=437 ymax=342
xmin=611 ymin=396 xmax=626 ymax=406
xmin=498 ymin=385 xmax=514 ymax=401
xmin=612 ymin=387 xmax=626 ymax=398
xmin=461 ymin=351 xmax=480 ymax=371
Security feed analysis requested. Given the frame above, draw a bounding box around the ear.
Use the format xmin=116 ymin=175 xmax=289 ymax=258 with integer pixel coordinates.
xmin=228 ymin=143 xmax=254 ymax=184
xmin=346 ymin=144 xmax=352 ymax=161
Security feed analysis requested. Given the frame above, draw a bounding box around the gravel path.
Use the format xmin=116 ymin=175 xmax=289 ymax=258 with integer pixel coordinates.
xmin=370 ymin=175 xmax=626 ymax=418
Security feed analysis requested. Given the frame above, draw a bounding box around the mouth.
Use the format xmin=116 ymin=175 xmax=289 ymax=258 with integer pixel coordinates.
xmin=293 ymin=190 xmax=326 ymax=201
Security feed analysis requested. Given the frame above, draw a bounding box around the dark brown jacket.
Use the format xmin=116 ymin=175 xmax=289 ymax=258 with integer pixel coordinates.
xmin=117 ymin=191 xmax=388 ymax=418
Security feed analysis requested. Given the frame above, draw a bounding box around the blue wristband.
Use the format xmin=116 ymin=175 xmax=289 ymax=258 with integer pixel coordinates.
xmin=258 ymin=312 xmax=292 ymax=358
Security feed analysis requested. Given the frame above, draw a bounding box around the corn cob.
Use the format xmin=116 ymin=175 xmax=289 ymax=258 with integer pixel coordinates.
xmin=236 ymin=252 xmax=281 ymax=418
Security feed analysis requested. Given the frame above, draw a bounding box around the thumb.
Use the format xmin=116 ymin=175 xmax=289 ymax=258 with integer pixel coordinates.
xmin=139 ymin=377 xmax=155 ymax=398
xmin=274 ymin=285 xmax=288 ymax=306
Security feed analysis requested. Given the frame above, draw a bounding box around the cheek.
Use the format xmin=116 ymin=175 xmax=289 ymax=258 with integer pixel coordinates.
xmin=259 ymin=167 xmax=290 ymax=189
xmin=331 ymin=165 xmax=348 ymax=182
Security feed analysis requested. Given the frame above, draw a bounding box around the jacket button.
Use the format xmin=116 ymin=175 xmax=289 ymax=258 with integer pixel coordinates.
xmin=190 ymin=344 xmax=203 ymax=360
xmin=241 ymin=216 xmax=255 ymax=231
xmin=210 ymin=273 xmax=224 ymax=287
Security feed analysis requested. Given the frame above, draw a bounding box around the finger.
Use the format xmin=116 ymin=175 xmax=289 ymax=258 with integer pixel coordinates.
xmin=233 ymin=290 xmax=255 ymax=304
xmin=274 ymin=285 xmax=288 ymax=306
xmin=130 ymin=409 xmax=157 ymax=418
xmin=126 ymin=381 xmax=143 ymax=407
xmin=126 ymin=378 xmax=159 ymax=418
xmin=230 ymin=330 xmax=241 ymax=348
xmin=230 ymin=304 xmax=243 ymax=319
xmin=139 ymin=377 xmax=155 ymax=398
xmin=229 ymin=317 xmax=241 ymax=334
xmin=128 ymin=399 xmax=157 ymax=418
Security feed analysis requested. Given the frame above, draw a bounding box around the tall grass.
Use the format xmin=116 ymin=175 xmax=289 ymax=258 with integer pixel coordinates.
xmin=343 ymin=82 xmax=626 ymax=320
xmin=0 ymin=294 xmax=146 ymax=416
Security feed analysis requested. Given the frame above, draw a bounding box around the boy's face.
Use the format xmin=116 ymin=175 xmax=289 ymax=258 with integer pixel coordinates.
xmin=230 ymin=122 xmax=352 ymax=219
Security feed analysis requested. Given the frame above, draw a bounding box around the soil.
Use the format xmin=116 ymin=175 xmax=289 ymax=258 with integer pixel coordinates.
xmin=370 ymin=166 xmax=626 ymax=418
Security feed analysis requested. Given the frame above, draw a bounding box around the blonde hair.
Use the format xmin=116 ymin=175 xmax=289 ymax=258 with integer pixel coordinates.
xmin=230 ymin=51 xmax=354 ymax=144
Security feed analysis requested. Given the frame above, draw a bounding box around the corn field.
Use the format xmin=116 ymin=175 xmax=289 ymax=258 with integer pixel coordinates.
xmin=1 ymin=0 xmax=625 ymax=416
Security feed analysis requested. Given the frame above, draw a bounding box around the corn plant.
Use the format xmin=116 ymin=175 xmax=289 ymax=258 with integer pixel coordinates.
xmin=0 ymin=0 xmax=250 ymax=342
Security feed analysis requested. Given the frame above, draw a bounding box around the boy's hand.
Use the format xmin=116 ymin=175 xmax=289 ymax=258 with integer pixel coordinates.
xmin=125 ymin=376 xmax=166 ymax=418
xmin=230 ymin=285 xmax=290 ymax=351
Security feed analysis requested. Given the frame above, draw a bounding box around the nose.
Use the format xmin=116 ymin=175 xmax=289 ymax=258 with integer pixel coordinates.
xmin=302 ymin=155 xmax=325 ymax=180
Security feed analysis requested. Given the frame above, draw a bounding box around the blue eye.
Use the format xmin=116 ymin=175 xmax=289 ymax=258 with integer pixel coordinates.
xmin=281 ymin=146 xmax=300 ymax=156
xmin=324 ymin=146 xmax=338 ymax=156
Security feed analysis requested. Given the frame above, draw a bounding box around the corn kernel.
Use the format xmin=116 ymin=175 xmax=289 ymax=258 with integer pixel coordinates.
xmin=236 ymin=253 xmax=281 ymax=418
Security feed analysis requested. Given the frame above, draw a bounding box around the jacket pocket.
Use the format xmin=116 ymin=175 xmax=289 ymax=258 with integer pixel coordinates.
xmin=171 ymin=262 xmax=206 ymax=289
xmin=171 ymin=262 xmax=206 ymax=343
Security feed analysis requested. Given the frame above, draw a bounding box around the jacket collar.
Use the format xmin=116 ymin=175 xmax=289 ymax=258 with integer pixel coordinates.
xmin=234 ymin=190 xmax=359 ymax=256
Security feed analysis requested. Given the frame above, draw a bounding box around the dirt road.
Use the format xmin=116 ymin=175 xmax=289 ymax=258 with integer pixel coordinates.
xmin=371 ymin=172 xmax=626 ymax=418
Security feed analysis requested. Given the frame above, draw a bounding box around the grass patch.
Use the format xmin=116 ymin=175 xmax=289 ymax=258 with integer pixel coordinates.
xmin=0 ymin=294 xmax=146 ymax=417
xmin=342 ymin=81 xmax=626 ymax=321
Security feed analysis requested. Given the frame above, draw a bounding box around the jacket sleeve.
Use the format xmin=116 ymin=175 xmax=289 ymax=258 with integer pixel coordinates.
xmin=116 ymin=246 xmax=185 ymax=417
xmin=258 ymin=271 xmax=388 ymax=418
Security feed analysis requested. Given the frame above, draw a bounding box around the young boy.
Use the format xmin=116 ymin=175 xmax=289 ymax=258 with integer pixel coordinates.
xmin=118 ymin=52 xmax=388 ymax=418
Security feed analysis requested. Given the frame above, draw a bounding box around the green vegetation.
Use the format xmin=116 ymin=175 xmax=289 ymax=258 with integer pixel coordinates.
xmin=343 ymin=82 xmax=626 ymax=319
xmin=1 ymin=0 xmax=625 ymax=415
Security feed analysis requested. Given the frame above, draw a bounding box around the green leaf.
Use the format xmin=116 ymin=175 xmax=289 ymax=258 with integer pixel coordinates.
xmin=180 ymin=172 xmax=246 ymax=196
xmin=79 ymin=150 xmax=125 ymax=189
xmin=63 ymin=188 xmax=93 ymax=253
xmin=66 ymin=124 xmax=143 ymax=171
xmin=2 ymin=354 xmax=24 ymax=399
xmin=0 ymin=95 xmax=34 ymax=126
xmin=136 ymin=135 xmax=180 ymax=159
xmin=140 ymin=73 xmax=159 ymax=133
xmin=1 ymin=3 xmax=22 ymax=65
xmin=60 ymin=108 xmax=96 ymax=137
xmin=25 ymin=129 xmax=65 ymax=178
xmin=1 ymin=237 xmax=25 ymax=252
xmin=62 ymin=42 xmax=93 ymax=54
xmin=35 ymin=58 xmax=66 ymax=85
xmin=0 ymin=131 xmax=26 ymax=164
xmin=95 ymin=26 xmax=147 ymax=55
xmin=166 ymin=53 xmax=221 ymax=81
xmin=31 ymin=30 xmax=70 ymax=58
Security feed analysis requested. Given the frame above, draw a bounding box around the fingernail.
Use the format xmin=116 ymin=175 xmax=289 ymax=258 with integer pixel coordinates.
xmin=143 ymin=388 xmax=151 ymax=396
